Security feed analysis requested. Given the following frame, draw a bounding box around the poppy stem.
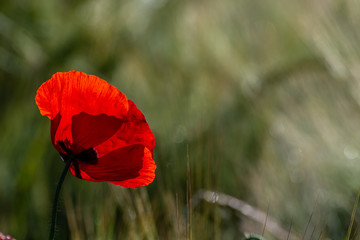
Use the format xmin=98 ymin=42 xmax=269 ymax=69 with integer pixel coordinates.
xmin=49 ymin=155 xmax=75 ymax=240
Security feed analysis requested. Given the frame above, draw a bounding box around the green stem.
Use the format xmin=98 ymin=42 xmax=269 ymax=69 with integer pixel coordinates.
xmin=49 ymin=155 xmax=75 ymax=240
xmin=346 ymin=188 xmax=360 ymax=240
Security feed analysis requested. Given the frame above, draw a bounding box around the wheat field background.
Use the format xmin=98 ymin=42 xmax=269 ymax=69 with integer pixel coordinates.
xmin=1 ymin=0 xmax=360 ymax=239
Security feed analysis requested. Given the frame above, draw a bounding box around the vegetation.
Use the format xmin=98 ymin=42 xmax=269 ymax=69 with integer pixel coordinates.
xmin=1 ymin=0 xmax=360 ymax=239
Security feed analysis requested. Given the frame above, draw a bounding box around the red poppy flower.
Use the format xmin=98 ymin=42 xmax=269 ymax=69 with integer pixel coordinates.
xmin=35 ymin=71 xmax=156 ymax=188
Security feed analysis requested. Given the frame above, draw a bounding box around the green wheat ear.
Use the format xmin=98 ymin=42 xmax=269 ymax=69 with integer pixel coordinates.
xmin=244 ymin=234 xmax=266 ymax=240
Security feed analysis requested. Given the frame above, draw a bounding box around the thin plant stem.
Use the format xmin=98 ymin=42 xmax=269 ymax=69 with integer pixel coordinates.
xmin=176 ymin=193 xmax=180 ymax=240
xmin=186 ymin=144 xmax=192 ymax=240
xmin=49 ymin=155 xmax=75 ymax=240
xmin=346 ymin=188 xmax=360 ymax=240
xmin=302 ymin=197 xmax=318 ymax=240
xmin=262 ymin=202 xmax=270 ymax=236
xmin=287 ymin=220 xmax=292 ymax=240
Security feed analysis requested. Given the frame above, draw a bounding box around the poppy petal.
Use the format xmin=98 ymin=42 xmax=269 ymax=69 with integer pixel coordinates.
xmin=69 ymin=144 xmax=156 ymax=188
xmin=108 ymin=146 xmax=155 ymax=188
xmin=122 ymin=100 xmax=155 ymax=154
xmin=50 ymin=113 xmax=62 ymax=152
xmin=95 ymin=100 xmax=155 ymax=158
xmin=35 ymin=71 xmax=129 ymax=147
xmin=35 ymin=71 xmax=129 ymax=119
xmin=71 ymin=112 xmax=123 ymax=154
xmin=36 ymin=71 xmax=156 ymax=187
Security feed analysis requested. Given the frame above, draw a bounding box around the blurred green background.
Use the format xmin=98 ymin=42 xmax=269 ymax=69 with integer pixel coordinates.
xmin=1 ymin=0 xmax=360 ymax=239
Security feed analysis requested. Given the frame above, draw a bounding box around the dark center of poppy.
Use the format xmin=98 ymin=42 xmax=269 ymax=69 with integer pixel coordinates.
xmin=58 ymin=141 xmax=98 ymax=179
